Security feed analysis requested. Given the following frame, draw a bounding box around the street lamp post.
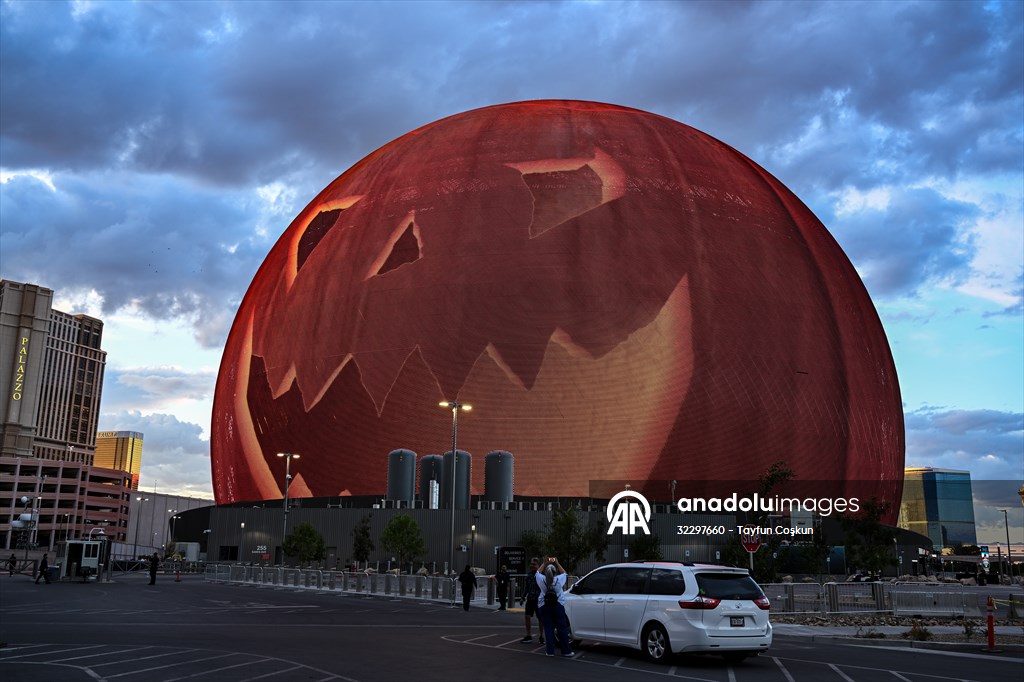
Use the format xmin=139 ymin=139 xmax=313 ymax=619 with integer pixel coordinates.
xmin=470 ymin=523 xmax=477 ymax=569
xmin=998 ymin=509 xmax=1013 ymax=580
xmin=167 ymin=509 xmax=178 ymax=551
xmin=240 ymin=522 xmax=246 ymax=562
xmin=277 ymin=453 xmax=300 ymax=563
xmin=439 ymin=401 xmax=471 ymax=578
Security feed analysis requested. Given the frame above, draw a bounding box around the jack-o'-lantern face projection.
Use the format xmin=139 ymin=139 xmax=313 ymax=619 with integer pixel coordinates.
xmin=211 ymin=100 xmax=903 ymax=517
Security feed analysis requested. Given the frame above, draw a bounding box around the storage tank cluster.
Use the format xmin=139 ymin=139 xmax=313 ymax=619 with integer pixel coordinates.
xmin=385 ymin=448 xmax=514 ymax=508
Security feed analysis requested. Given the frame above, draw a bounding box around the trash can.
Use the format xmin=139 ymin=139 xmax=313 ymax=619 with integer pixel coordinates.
xmin=48 ymin=566 xmax=60 ymax=582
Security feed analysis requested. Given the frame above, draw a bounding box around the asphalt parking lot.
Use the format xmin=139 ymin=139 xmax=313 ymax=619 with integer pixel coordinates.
xmin=1 ymin=573 xmax=1021 ymax=682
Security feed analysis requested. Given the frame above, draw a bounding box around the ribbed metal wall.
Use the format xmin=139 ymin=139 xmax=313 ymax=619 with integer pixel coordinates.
xmin=483 ymin=450 xmax=514 ymax=502
xmin=386 ymin=449 xmax=416 ymax=501
xmin=441 ymin=450 xmax=471 ymax=510
xmin=207 ymin=505 xmax=737 ymax=575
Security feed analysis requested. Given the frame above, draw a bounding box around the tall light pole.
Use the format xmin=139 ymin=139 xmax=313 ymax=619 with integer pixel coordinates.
xmin=277 ymin=453 xmax=300 ymax=562
xmin=440 ymin=401 xmax=471 ymax=577
xmin=999 ymin=509 xmax=1013 ymax=580
xmin=470 ymin=522 xmax=477 ymax=569
xmin=167 ymin=509 xmax=178 ymax=551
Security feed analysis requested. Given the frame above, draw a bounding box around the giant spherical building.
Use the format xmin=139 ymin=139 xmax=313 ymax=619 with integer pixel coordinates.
xmin=211 ymin=100 xmax=904 ymax=513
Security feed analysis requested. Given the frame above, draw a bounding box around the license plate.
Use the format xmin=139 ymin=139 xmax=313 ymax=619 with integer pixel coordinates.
xmin=730 ymin=616 xmax=744 ymax=627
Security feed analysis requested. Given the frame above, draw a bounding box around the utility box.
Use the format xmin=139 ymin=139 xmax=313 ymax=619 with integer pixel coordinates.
xmin=174 ymin=542 xmax=200 ymax=562
xmin=57 ymin=540 xmax=108 ymax=581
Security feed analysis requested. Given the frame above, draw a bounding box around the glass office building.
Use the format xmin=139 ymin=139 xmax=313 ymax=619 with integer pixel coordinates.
xmin=899 ymin=467 xmax=977 ymax=549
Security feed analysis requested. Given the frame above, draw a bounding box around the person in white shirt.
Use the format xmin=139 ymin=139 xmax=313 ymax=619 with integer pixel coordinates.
xmin=536 ymin=557 xmax=574 ymax=657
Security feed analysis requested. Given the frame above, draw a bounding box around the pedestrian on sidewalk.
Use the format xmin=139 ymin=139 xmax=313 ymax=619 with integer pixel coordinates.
xmin=458 ymin=565 xmax=476 ymax=611
xmin=6 ymin=553 xmax=16 ymax=577
xmin=519 ymin=557 xmax=545 ymax=645
xmin=148 ymin=552 xmax=159 ymax=585
xmin=35 ymin=553 xmax=50 ymax=584
xmin=495 ymin=565 xmax=510 ymax=610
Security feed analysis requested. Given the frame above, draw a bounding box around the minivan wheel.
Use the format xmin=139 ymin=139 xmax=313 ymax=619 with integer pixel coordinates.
xmin=641 ymin=623 xmax=670 ymax=663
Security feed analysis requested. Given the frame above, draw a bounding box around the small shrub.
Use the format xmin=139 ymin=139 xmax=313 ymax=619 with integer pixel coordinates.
xmin=903 ymin=622 xmax=932 ymax=641
xmin=962 ymin=621 xmax=976 ymax=639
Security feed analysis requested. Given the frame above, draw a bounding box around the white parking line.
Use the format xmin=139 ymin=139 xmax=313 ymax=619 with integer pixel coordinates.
xmin=2 ymin=645 xmax=104 ymax=660
xmin=495 ymin=638 xmax=523 ymax=648
xmin=829 ymin=663 xmax=856 ymax=682
xmin=92 ymin=650 xmax=187 ymax=667
xmin=463 ymin=634 xmax=497 ymax=643
xmin=772 ymin=657 xmax=797 ymax=682
xmin=105 ymin=652 xmax=238 ymax=678
xmin=163 ymin=657 xmax=266 ymax=681
xmin=890 ymin=672 xmax=912 ymax=682
xmin=613 ymin=657 xmax=626 ymax=667
xmin=727 ymin=665 xmax=737 ymax=682
xmin=45 ymin=646 xmax=153 ymax=663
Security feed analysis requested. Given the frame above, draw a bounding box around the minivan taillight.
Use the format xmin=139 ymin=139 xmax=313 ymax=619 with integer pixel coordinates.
xmin=679 ymin=596 xmax=721 ymax=609
xmin=753 ymin=596 xmax=770 ymax=610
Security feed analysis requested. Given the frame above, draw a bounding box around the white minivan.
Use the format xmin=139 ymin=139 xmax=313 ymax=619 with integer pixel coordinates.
xmin=563 ymin=561 xmax=772 ymax=663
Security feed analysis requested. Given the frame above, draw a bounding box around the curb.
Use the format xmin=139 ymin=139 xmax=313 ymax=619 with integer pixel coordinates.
xmin=775 ymin=633 xmax=1024 ymax=653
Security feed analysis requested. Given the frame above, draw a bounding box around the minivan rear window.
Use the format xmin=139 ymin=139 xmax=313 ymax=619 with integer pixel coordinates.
xmin=695 ymin=573 xmax=763 ymax=600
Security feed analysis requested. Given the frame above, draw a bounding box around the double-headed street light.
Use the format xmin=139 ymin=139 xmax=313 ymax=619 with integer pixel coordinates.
xmin=277 ymin=453 xmax=301 ymax=561
xmin=439 ymin=401 xmax=471 ymax=579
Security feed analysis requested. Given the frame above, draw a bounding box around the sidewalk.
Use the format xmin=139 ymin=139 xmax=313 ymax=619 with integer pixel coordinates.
xmin=773 ymin=622 xmax=1024 ymax=653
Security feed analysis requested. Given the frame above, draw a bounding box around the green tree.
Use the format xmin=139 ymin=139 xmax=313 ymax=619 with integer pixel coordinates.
xmin=380 ymin=514 xmax=427 ymax=573
xmin=628 ymin=533 xmax=663 ymax=561
xmin=545 ymin=507 xmax=608 ymax=574
xmin=839 ymin=498 xmax=896 ymax=577
xmin=283 ymin=522 xmax=326 ymax=566
xmin=518 ymin=529 xmax=547 ymax=562
xmin=351 ymin=515 xmax=374 ymax=569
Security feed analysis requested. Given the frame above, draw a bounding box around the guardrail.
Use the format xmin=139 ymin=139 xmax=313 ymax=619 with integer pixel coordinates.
xmin=204 ymin=564 xmax=497 ymax=605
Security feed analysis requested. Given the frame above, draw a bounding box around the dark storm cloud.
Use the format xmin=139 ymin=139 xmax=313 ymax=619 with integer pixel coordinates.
xmin=0 ymin=171 xmax=268 ymax=347
xmin=828 ymin=187 xmax=978 ymax=297
xmin=1 ymin=0 xmax=1021 ymax=341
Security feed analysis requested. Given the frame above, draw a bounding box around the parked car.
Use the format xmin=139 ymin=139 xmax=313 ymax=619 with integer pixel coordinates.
xmin=563 ymin=561 xmax=771 ymax=663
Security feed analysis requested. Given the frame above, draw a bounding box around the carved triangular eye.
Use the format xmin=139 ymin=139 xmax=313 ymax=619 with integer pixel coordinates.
xmin=372 ymin=222 xmax=422 ymax=276
xmin=297 ymin=208 xmax=343 ymax=272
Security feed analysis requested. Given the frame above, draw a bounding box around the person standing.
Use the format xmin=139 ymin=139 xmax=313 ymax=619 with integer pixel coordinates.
xmin=35 ymin=553 xmax=50 ymax=584
xmin=537 ymin=557 xmax=573 ymax=657
xmin=7 ymin=553 xmax=16 ymax=577
xmin=519 ymin=557 xmax=544 ymax=645
xmin=148 ymin=552 xmax=159 ymax=585
xmin=457 ymin=565 xmax=476 ymax=611
xmin=495 ymin=565 xmax=510 ymax=610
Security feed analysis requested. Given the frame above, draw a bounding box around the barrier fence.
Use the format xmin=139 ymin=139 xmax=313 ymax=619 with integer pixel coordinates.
xmin=753 ymin=582 xmax=1023 ymax=618
xmin=205 ymin=564 xmax=496 ymax=604
xmin=204 ymin=567 xmax=1022 ymax=619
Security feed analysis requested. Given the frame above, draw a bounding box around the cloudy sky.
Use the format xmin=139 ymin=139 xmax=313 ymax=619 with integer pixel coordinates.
xmin=1 ymin=1 xmax=1021 ymax=544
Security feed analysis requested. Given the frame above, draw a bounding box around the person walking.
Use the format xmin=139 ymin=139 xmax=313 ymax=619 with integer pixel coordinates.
xmin=7 ymin=553 xmax=16 ymax=577
xmin=148 ymin=552 xmax=160 ymax=585
xmin=35 ymin=553 xmax=50 ymax=584
xmin=495 ymin=565 xmax=510 ymax=610
xmin=519 ymin=557 xmax=544 ymax=645
xmin=537 ymin=557 xmax=573 ymax=657
xmin=457 ymin=565 xmax=476 ymax=611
